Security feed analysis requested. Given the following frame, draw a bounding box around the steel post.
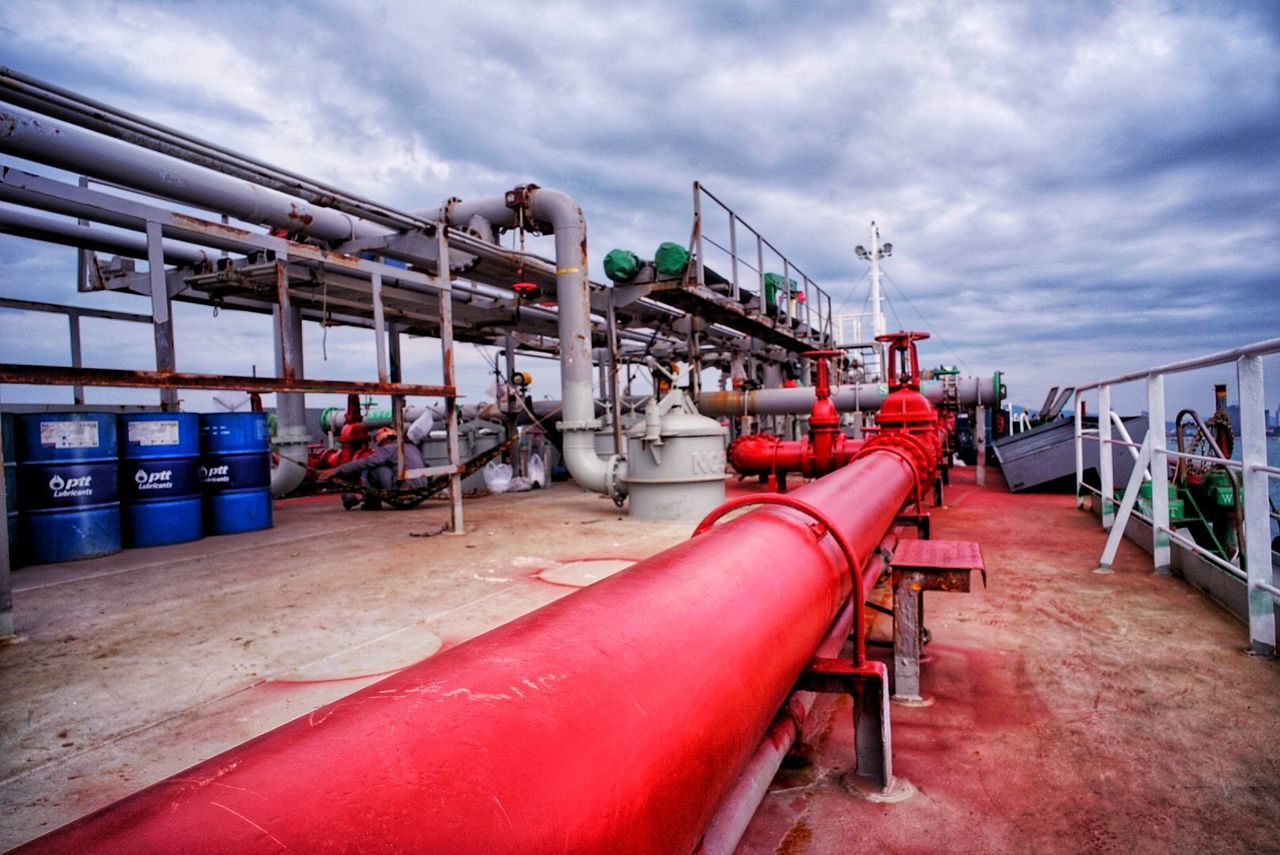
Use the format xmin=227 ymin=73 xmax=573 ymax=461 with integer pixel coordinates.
xmin=67 ymin=313 xmax=84 ymax=405
xmin=1074 ymin=397 xmax=1086 ymax=509
xmin=892 ymin=571 xmax=924 ymax=702
xmin=976 ymin=404 xmax=987 ymax=486
xmin=272 ymin=258 xmax=307 ymax=440
xmin=1238 ymin=355 xmax=1276 ymax=656
xmin=606 ymin=292 xmax=624 ymax=457
xmin=145 ymin=220 xmax=179 ymax=410
xmin=437 ymin=229 xmax=463 ymax=534
xmin=1147 ymin=374 xmax=1171 ymax=574
xmin=0 ymin=414 xmax=12 ymax=639
xmin=1099 ymin=385 xmax=1114 ymax=528
xmin=505 ymin=339 xmax=522 ymax=477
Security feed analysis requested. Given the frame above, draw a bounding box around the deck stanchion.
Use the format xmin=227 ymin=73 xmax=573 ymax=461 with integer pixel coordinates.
xmin=1074 ymin=397 xmax=1086 ymax=509
xmin=1238 ymin=355 xmax=1275 ymax=656
xmin=1099 ymin=384 xmax=1114 ymax=529
xmin=1147 ymin=374 xmax=1170 ymax=574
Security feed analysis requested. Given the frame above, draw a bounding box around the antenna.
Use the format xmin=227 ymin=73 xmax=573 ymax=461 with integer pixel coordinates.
xmin=854 ymin=221 xmax=892 ymax=380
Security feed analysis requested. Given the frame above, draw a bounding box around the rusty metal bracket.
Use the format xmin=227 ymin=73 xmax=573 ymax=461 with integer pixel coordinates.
xmin=894 ymin=511 xmax=931 ymax=540
xmin=0 ymin=363 xmax=456 ymax=398
xmin=794 ymin=657 xmax=911 ymax=801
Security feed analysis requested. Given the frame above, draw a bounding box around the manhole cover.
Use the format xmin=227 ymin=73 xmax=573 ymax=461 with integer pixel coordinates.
xmin=537 ymin=558 xmax=634 ymax=588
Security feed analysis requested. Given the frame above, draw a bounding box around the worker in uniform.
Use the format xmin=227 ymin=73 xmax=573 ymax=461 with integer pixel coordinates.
xmin=318 ymin=427 xmax=428 ymax=510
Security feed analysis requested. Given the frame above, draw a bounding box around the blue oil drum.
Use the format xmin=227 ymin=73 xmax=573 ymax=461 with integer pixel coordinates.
xmin=15 ymin=412 xmax=120 ymax=564
xmin=119 ymin=413 xmax=203 ymax=548
xmin=3 ymin=413 xmax=18 ymax=565
xmin=200 ymin=412 xmax=273 ymax=535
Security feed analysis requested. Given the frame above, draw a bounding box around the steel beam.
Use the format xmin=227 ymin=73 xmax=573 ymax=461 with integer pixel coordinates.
xmin=0 ymin=364 xmax=453 ymax=397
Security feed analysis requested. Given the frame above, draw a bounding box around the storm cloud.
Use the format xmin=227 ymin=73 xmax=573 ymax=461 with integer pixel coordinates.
xmin=1 ymin=0 xmax=1277 ymax=414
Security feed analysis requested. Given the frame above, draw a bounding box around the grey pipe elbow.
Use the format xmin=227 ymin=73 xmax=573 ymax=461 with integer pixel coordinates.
xmin=561 ymin=430 xmax=628 ymax=506
xmin=271 ymin=436 xmax=310 ymax=498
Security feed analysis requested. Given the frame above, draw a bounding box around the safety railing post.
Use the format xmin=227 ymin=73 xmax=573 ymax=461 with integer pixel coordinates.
xmin=1147 ymin=373 xmax=1170 ymax=574
xmin=728 ymin=213 xmax=739 ymax=302
xmin=1238 ymin=354 xmax=1276 ymax=656
xmin=693 ymin=183 xmax=705 ymax=289
xmin=1075 ymin=396 xmax=1086 ymax=509
xmin=1099 ymin=384 xmax=1114 ymax=528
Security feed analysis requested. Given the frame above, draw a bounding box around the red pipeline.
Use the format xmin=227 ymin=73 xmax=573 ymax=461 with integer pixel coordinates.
xmin=15 ymin=453 xmax=920 ymax=855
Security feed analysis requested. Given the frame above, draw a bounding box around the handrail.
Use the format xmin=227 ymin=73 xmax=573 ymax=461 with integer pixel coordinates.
xmin=1073 ymin=336 xmax=1277 ymax=656
xmin=1076 ymin=337 xmax=1280 ymax=391
xmin=691 ymin=182 xmax=833 ymax=347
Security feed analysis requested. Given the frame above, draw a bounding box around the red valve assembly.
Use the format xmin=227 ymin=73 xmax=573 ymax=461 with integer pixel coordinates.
xmin=309 ymin=394 xmax=373 ymax=472
xmin=728 ymin=333 xmax=949 ymax=500
xmin=727 ymin=349 xmax=862 ymax=488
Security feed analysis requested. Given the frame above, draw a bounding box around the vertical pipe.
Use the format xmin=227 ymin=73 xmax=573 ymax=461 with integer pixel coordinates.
xmin=1238 ymin=355 xmax=1276 ymax=656
xmin=1147 ymin=374 xmax=1170 ymax=574
xmin=1075 ymin=397 xmax=1086 ymax=509
xmin=67 ymin=313 xmax=84 ymax=406
xmin=1098 ymin=385 xmax=1114 ymax=528
xmin=437 ymin=229 xmax=463 ymax=534
xmin=144 ymin=220 xmax=178 ymax=411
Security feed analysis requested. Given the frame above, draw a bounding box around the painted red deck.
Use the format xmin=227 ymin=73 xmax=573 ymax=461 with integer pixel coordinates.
xmin=737 ymin=466 xmax=1280 ymax=854
xmin=2 ymin=468 xmax=1277 ymax=852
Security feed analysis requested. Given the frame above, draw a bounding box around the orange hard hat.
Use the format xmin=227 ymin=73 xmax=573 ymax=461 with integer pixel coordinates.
xmin=374 ymin=427 xmax=398 ymax=444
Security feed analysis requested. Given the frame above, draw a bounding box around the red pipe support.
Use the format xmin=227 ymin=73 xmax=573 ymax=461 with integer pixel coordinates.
xmin=698 ymin=528 xmax=897 ymax=855
xmin=14 ymin=452 xmax=919 ymax=855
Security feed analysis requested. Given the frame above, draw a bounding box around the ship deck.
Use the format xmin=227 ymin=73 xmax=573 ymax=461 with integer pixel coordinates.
xmin=2 ymin=467 xmax=1278 ymax=852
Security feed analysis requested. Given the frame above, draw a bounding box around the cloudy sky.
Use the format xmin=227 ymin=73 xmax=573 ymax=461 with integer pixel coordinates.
xmin=1 ymin=0 xmax=1278 ymax=418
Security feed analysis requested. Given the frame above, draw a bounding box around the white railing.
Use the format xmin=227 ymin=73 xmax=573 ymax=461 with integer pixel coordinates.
xmin=1073 ymin=337 xmax=1280 ymax=656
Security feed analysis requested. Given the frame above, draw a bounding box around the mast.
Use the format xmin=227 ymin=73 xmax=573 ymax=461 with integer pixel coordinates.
xmin=855 ymin=222 xmax=892 ymax=381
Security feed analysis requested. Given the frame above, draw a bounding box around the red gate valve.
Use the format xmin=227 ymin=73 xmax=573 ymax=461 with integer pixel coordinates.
xmin=875 ymin=331 xmax=929 ymax=391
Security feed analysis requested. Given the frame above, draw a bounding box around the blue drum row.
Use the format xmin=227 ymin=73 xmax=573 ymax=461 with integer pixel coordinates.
xmin=3 ymin=411 xmax=274 ymax=566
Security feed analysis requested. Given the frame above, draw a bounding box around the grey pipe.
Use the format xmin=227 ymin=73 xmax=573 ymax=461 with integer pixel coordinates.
xmin=697 ymin=377 xmax=1000 ymax=418
xmin=0 ymin=106 xmax=372 ymax=243
xmin=441 ymin=187 xmax=627 ymax=502
xmin=0 ymin=205 xmax=211 ymax=265
xmin=2 ymin=108 xmax=625 ymax=500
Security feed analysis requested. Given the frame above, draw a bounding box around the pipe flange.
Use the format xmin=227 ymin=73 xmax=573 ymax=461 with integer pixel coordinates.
xmin=557 ymin=419 xmax=603 ymax=432
xmin=607 ymin=455 xmax=627 ymax=507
